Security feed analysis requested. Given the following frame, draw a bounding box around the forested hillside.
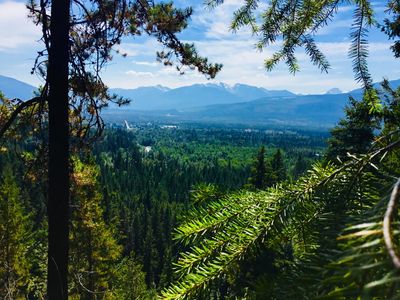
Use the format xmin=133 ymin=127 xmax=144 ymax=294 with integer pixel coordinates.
xmin=0 ymin=124 xmax=324 ymax=297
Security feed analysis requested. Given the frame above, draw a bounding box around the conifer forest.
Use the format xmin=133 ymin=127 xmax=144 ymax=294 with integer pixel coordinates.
xmin=1 ymin=0 xmax=400 ymax=299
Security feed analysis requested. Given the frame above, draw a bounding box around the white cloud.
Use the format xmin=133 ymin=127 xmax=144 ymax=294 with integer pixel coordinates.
xmin=126 ymin=70 xmax=156 ymax=77
xmin=337 ymin=5 xmax=355 ymax=13
xmin=0 ymin=1 xmax=41 ymax=51
xmin=133 ymin=61 xmax=159 ymax=67
xmin=317 ymin=19 xmax=352 ymax=35
xmin=192 ymin=1 xmax=254 ymax=39
xmin=116 ymin=39 xmax=159 ymax=57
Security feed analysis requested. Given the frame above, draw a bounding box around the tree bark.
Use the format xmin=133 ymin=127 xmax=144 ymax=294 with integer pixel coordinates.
xmin=47 ymin=0 xmax=71 ymax=298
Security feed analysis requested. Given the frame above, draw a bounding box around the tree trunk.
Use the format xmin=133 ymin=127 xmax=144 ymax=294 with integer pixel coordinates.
xmin=47 ymin=0 xmax=71 ymax=298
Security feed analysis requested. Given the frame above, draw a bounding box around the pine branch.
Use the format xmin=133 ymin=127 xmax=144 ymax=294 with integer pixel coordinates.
xmin=349 ymin=4 xmax=372 ymax=88
xmin=161 ymin=135 xmax=400 ymax=299
xmin=302 ymin=35 xmax=330 ymax=73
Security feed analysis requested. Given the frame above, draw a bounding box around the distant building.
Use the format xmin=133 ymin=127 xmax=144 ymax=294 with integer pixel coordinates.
xmin=244 ymin=129 xmax=259 ymax=133
xmin=144 ymin=146 xmax=152 ymax=154
xmin=160 ymin=125 xmax=178 ymax=129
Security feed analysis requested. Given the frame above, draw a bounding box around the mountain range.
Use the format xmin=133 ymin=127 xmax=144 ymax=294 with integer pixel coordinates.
xmin=106 ymin=79 xmax=399 ymax=127
xmin=1 ymin=74 xmax=400 ymax=128
xmin=109 ymin=83 xmax=294 ymax=110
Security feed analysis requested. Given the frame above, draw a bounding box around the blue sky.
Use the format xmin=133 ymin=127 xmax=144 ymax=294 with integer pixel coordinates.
xmin=0 ymin=0 xmax=399 ymax=94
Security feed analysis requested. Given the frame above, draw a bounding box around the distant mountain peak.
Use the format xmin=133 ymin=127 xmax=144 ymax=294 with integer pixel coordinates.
xmin=201 ymin=82 xmax=233 ymax=90
xmin=326 ymin=88 xmax=342 ymax=95
xmin=232 ymin=83 xmax=253 ymax=88
xmin=218 ymin=82 xmax=233 ymax=90
xmin=154 ymin=85 xmax=170 ymax=92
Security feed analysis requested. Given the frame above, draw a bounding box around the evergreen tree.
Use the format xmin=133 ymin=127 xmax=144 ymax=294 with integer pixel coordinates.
xmin=248 ymin=146 xmax=267 ymax=189
xmin=326 ymin=97 xmax=377 ymax=162
xmin=292 ymin=155 xmax=308 ymax=180
xmin=0 ymin=168 xmax=31 ymax=298
xmin=69 ymin=156 xmax=154 ymax=298
xmin=270 ymin=149 xmax=286 ymax=184
xmin=142 ymin=211 xmax=159 ymax=286
xmin=69 ymin=158 xmax=122 ymax=299
xmin=159 ymin=246 xmax=173 ymax=288
xmin=113 ymin=254 xmax=150 ymax=299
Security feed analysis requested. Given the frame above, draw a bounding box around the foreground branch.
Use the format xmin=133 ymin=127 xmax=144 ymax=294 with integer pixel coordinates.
xmin=0 ymin=97 xmax=43 ymax=138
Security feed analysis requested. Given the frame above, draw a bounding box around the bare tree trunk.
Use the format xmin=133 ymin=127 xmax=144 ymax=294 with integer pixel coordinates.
xmin=47 ymin=0 xmax=70 ymax=298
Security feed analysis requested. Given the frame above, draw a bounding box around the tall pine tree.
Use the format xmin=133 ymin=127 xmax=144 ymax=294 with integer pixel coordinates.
xmin=69 ymin=158 xmax=122 ymax=299
xmin=270 ymin=149 xmax=286 ymax=184
xmin=248 ymin=146 xmax=268 ymax=189
xmin=0 ymin=167 xmax=32 ymax=298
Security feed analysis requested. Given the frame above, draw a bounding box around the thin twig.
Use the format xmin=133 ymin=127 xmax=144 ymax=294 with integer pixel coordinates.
xmin=75 ymin=273 xmax=106 ymax=295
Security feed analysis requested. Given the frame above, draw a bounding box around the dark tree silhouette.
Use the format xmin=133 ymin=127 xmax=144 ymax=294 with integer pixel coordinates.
xmin=270 ymin=149 xmax=286 ymax=184
xmin=46 ymin=0 xmax=70 ymax=298
xmin=248 ymin=146 xmax=267 ymax=189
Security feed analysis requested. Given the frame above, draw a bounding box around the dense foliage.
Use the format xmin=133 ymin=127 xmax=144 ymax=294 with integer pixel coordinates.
xmin=0 ymin=124 xmax=323 ymax=298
